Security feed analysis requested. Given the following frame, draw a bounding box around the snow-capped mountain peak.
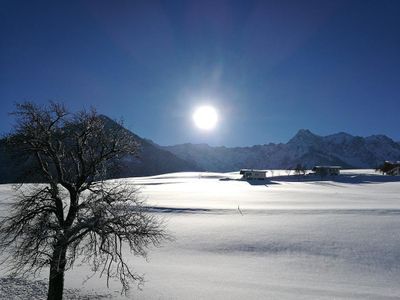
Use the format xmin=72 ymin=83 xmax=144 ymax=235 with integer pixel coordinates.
xmin=165 ymin=130 xmax=400 ymax=171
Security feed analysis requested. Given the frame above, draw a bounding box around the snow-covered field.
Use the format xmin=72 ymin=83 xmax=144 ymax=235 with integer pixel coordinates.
xmin=1 ymin=170 xmax=400 ymax=299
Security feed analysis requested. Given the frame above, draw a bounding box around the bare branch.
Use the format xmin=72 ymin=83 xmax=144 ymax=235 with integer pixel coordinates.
xmin=0 ymin=102 xmax=168 ymax=299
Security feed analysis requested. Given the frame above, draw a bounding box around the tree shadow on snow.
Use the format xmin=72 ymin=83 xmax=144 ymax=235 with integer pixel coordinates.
xmin=270 ymin=174 xmax=400 ymax=185
xmin=244 ymin=179 xmax=280 ymax=186
xmin=143 ymin=206 xmax=212 ymax=214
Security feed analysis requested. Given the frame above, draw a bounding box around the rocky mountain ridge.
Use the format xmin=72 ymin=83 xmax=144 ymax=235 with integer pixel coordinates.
xmin=164 ymin=129 xmax=400 ymax=172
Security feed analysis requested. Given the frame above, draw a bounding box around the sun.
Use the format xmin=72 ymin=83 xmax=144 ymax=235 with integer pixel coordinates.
xmin=192 ymin=105 xmax=218 ymax=130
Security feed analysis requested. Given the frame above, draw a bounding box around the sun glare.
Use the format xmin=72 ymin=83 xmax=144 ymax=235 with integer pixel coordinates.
xmin=193 ymin=106 xmax=218 ymax=130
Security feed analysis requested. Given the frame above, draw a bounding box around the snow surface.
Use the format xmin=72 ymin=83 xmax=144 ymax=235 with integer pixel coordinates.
xmin=1 ymin=170 xmax=400 ymax=299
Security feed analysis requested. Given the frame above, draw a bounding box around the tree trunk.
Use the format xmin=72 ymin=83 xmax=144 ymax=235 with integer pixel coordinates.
xmin=47 ymin=245 xmax=67 ymax=300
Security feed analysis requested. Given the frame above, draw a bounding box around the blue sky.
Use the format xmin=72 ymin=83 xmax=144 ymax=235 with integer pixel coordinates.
xmin=1 ymin=0 xmax=399 ymax=146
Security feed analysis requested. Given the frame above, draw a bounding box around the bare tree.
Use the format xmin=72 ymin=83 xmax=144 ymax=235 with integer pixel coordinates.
xmin=0 ymin=102 xmax=167 ymax=300
xmin=294 ymin=163 xmax=306 ymax=176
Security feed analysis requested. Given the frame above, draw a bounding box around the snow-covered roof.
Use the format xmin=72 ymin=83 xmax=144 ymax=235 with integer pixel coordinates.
xmin=239 ymin=169 xmax=266 ymax=174
xmin=313 ymin=166 xmax=342 ymax=169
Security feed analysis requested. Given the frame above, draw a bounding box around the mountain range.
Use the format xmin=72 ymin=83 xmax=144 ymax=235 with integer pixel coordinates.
xmin=164 ymin=129 xmax=400 ymax=172
xmin=0 ymin=116 xmax=200 ymax=183
xmin=1 ymin=116 xmax=399 ymax=183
